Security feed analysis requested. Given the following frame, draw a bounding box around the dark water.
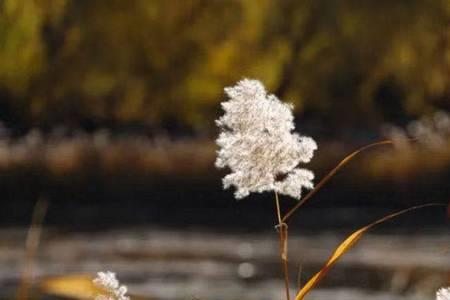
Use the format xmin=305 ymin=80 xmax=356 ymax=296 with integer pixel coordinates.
xmin=0 ymin=170 xmax=448 ymax=300
xmin=0 ymin=226 xmax=448 ymax=300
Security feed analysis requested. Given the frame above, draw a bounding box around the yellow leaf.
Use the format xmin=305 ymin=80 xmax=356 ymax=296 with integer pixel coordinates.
xmin=40 ymin=274 xmax=98 ymax=300
xmin=294 ymin=203 xmax=440 ymax=300
xmin=40 ymin=274 xmax=153 ymax=300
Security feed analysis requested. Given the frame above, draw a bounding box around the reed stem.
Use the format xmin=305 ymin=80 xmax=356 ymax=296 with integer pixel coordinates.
xmin=275 ymin=192 xmax=290 ymax=300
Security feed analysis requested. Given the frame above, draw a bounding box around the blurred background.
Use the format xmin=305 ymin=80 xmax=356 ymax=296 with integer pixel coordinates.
xmin=0 ymin=1 xmax=449 ymax=300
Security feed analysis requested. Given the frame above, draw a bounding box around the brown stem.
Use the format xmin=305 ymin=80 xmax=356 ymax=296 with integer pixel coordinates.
xmin=275 ymin=191 xmax=283 ymax=225
xmin=16 ymin=197 xmax=49 ymax=300
xmin=282 ymin=140 xmax=394 ymax=223
xmin=275 ymin=192 xmax=290 ymax=300
xmin=296 ymin=263 xmax=303 ymax=291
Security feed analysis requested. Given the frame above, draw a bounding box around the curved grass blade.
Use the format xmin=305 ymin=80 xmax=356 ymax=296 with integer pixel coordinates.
xmin=294 ymin=203 xmax=441 ymax=300
xmin=283 ymin=140 xmax=394 ymax=222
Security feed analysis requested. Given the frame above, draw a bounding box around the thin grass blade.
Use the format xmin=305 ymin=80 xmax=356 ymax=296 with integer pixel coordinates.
xmin=294 ymin=203 xmax=441 ymax=300
xmin=283 ymin=140 xmax=394 ymax=222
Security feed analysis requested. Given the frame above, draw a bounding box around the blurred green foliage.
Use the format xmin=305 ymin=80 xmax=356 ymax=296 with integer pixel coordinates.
xmin=0 ymin=0 xmax=449 ymax=133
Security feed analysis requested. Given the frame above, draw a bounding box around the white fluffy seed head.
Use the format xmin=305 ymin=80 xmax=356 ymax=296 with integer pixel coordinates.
xmin=215 ymin=79 xmax=317 ymax=200
xmin=437 ymin=287 xmax=450 ymax=300
xmin=93 ymin=271 xmax=130 ymax=300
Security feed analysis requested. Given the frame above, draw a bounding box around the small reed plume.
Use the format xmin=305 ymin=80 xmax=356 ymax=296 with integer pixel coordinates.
xmin=93 ymin=271 xmax=130 ymax=300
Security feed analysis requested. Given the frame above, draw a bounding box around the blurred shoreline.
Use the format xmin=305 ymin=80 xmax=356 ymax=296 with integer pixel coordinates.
xmin=0 ymin=130 xmax=448 ymax=228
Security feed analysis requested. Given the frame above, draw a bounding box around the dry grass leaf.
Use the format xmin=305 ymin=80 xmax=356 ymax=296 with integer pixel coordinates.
xmin=294 ymin=204 xmax=439 ymax=300
xmin=40 ymin=274 xmax=153 ymax=300
xmin=40 ymin=274 xmax=99 ymax=300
